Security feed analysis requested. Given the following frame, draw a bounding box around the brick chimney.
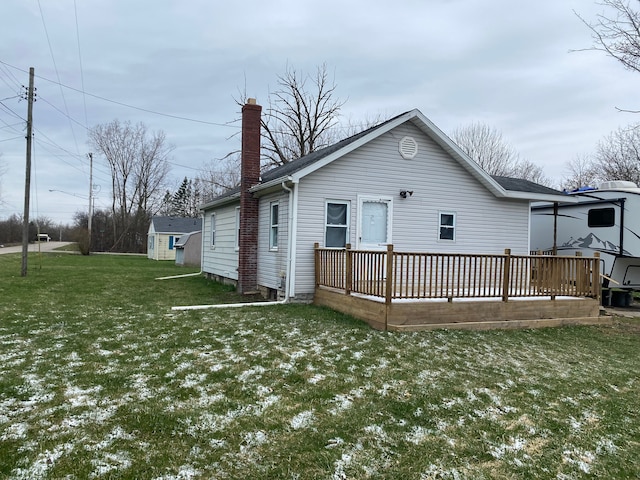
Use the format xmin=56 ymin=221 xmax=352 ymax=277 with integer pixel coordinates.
xmin=238 ymin=98 xmax=262 ymax=294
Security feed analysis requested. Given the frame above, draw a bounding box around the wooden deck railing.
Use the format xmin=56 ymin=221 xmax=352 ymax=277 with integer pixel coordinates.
xmin=314 ymin=244 xmax=601 ymax=303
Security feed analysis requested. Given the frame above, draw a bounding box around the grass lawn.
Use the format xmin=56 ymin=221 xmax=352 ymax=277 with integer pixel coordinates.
xmin=1 ymin=252 xmax=639 ymax=479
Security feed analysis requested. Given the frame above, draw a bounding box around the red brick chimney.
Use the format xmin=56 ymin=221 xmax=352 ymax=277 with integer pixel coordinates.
xmin=238 ymin=98 xmax=262 ymax=294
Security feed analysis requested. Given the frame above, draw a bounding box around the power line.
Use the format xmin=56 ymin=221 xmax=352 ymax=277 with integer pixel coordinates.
xmin=37 ymin=0 xmax=81 ymax=161
xmin=0 ymin=60 xmax=240 ymax=129
xmin=74 ymin=0 xmax=89 ymax=129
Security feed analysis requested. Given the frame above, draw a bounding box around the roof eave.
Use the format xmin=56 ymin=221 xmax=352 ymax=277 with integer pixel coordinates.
xmin=199 ymin=191 xmax=241 ymax=210
xmin=503 ymin=191 xmax=578 ymax=203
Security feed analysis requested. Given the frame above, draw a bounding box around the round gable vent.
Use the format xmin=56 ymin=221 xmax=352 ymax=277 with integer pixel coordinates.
xmin=399 ymin=136 xmax=418 ymax=159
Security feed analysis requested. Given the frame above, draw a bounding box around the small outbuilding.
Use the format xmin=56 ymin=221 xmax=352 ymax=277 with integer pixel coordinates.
xmin=175 ymin=231 xmax=202 ymax=267
xmin=147 ymin=216 xmax=202 ymax=261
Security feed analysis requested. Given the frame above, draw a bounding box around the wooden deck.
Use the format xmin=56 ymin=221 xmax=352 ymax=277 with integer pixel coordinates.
xmin=314 ymin=245 xmax=607 ymax=331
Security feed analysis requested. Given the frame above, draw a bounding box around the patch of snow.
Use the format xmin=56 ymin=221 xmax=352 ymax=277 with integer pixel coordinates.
xmin=290 ymin=410 xmax=315 ymax=430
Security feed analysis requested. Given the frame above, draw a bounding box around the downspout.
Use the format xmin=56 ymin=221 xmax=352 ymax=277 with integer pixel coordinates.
xmin=280 ymin=177 xmax=297 ymax=302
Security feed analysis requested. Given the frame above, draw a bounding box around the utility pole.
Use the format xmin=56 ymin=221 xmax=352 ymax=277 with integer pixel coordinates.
xmin=87 ymin=152 xmax=93 ymax=253
xmin=21 ymin=67 xmax=35 ymax=277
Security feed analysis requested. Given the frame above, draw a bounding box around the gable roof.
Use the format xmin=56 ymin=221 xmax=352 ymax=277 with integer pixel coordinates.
xmin=150 ymin=216 xmax=202 ymax=234
xmin=201 ymin=109 xmax=572 ymax=209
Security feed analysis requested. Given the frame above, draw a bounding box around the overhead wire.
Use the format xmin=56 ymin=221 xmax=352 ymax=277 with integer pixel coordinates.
xmin=74 ymin=0 xmax=89 ymax=129
xmin=37 ymin=0 xmax=82 ymax=163
xmin=0 ymin=60 xmax=239 ymax=129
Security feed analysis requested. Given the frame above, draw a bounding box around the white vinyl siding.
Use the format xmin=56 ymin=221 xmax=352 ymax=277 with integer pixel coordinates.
xmin=290 ymin=122 xmax=530 ymax=296
xmin=201 ymin=203 xmax=240 ymax=280
xmin=257 ymin=192 xmax=289 ymax=290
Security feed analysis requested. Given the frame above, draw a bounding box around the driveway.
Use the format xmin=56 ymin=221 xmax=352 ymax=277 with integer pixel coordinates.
xmin=0 ymin=241 xmax=73 ymax=255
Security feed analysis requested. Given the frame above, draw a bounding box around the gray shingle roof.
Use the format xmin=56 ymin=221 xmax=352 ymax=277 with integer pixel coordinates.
xmin=491 ymin=176 xmax=565 ymax=196
xmin=151 ymin=216 xmax=202 ymax=234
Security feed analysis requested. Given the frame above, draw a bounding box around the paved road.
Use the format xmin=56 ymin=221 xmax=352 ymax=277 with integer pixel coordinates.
xmin=0 ymin=241 xmax=73 ymax=255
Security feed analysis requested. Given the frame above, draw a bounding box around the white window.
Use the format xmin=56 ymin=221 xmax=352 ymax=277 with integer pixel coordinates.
xmin=235 ymin=207 xmax=241 ymax=250
xmin=269 ymin=202 xmax=279 ymax=250
xmin=325 ymin=201 xmax=349 ymax=248
xmin=211 ymin=213 xmax=216 ymax=247
xmin=439 ymin=212 xmax=456 ymax=241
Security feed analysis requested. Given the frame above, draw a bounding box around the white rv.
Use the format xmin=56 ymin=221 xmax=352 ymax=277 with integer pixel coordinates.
xmin=530 ymin=180 xmax=640 ymax=291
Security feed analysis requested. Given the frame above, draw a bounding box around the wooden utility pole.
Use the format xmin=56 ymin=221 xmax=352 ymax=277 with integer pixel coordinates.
xmin=21 ymin=67 xmax=35 ymax=277
xmin=87 ymin=152 xmax=93 ymax=253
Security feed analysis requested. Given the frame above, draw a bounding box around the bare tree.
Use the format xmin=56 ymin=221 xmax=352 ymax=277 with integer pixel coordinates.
xmin=452 ymin=122 xmax=521 ymax=176
xmin=88 ymin=120 xmax=172 ymax=252
xmin=452 ymin=122 xmax=551 ymax=185
xmin=593 ymin=124 xmax=640 ymax=184
xmin=197 ymin=153 xmax=242 ymax=200
xmin=576 ymin=0 xmax=640 ymax=111
xmin=244 ymin=63 xmax=346 ymax=168
xmin=561 ymin=154 xmax=599 ymax=190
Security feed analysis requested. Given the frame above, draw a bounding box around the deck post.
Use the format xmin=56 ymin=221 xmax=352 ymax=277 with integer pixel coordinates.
xmin=575 ymin=251 xmax=584 ymax=296
xmin=593 ymin=252 xmax=601 ymax=302
xmin=345 ymin=244 xmax=352 ymax=295
xmin=385 ymin=244 xmax=394 ymax=305
xmin=314 ymin=242 xmax=320 ymax=287
xmin=502 ymin=249 xmax=511 ymax=302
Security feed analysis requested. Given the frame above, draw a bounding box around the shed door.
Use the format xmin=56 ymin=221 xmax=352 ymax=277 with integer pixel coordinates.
xmin=357 ymin=197 xmax=392 ymax=250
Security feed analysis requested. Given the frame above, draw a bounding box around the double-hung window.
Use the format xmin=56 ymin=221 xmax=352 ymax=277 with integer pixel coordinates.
xmin=269 ymin=203 xmax=279 ymax=250
xmin=211 ymin=213 xmax=216 ymax=247
xmin=325 ymin=201 xmax=349 ymax=248
xmin=439 ymin=212 xmax=456 ymax=241
xmin=235 ymin=207 xmax=240 ymax=250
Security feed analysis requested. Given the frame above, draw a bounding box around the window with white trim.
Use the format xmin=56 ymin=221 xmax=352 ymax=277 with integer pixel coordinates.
xmin=325 ymin=201 xmax=349 ymax=248
xmin=235 ymin=207 xmax=240 ymax=250
xmin=439 ymin=212 xmax=456 ymax=241
xmin=211 ymin=213 xmax=216 ymax=247
xmin=269 ymin=202 xmax=279 ymax=250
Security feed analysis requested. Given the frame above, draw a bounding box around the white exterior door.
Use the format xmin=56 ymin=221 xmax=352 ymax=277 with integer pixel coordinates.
xmin=357 ymin=196 xmax=392 ymax=250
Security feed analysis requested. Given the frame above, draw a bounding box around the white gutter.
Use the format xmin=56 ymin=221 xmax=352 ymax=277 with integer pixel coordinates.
xmin=280 ymin=177 xmax=297 ymax=301
xmin=172 ymin=300 xmax=285 ymax=311
xmin=157 ymin=272 xmax=202 ymax=280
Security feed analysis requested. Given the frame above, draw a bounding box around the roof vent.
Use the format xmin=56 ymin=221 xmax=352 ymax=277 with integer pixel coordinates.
xmin=399 ymin=136 xmax=418 ymax=160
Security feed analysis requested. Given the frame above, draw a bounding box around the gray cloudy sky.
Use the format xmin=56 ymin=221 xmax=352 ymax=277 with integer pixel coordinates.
xmin=0 ymin=0 xmax=637 ymax=224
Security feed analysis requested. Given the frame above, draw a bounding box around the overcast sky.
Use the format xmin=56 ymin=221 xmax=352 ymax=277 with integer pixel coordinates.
xmin=0 ymin=0 xmax=637 ymax=224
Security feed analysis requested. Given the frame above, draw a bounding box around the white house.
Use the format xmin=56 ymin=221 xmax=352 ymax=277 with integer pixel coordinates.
xmin=147 ymin=216 xmax=202 ymax=261
xmin=200 ymin=101 xmax=570 ymax=301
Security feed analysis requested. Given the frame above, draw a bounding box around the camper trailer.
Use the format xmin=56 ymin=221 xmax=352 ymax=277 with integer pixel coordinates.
xmin=531 ymin=181 xmax=640 ymax=293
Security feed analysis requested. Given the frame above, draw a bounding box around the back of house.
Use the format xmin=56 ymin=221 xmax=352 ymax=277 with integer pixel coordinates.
xmin=201 ymin=104 xmax=569 ymax=301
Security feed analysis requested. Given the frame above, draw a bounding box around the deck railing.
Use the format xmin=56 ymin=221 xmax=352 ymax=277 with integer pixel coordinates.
xmin=314 ymin=243 xmax=601 ymax=304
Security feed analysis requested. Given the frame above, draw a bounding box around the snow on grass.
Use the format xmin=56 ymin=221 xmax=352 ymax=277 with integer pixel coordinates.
xmin=1 ymin=289 xmax=638 ymax=479
xmin=290 ymin=410 xmax=315 ymax=430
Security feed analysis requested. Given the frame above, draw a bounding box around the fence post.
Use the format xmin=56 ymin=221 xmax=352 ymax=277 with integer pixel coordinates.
xmin=593 ymin=252 xmax=601 ymax=302
xmin=314 ymin=242 xmax=320 ymax=287
xmin=502 ymin=248 xmax=511 ymax=302
xmin=345 ymin=243 xmax=352 ymax=295
xmin=385 ymin=244 xmax=394 ymax=305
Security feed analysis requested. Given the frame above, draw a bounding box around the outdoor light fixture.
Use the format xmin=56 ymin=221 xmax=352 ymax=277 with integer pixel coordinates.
xmin=399 ymin=190 xmax=414 ymax=199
